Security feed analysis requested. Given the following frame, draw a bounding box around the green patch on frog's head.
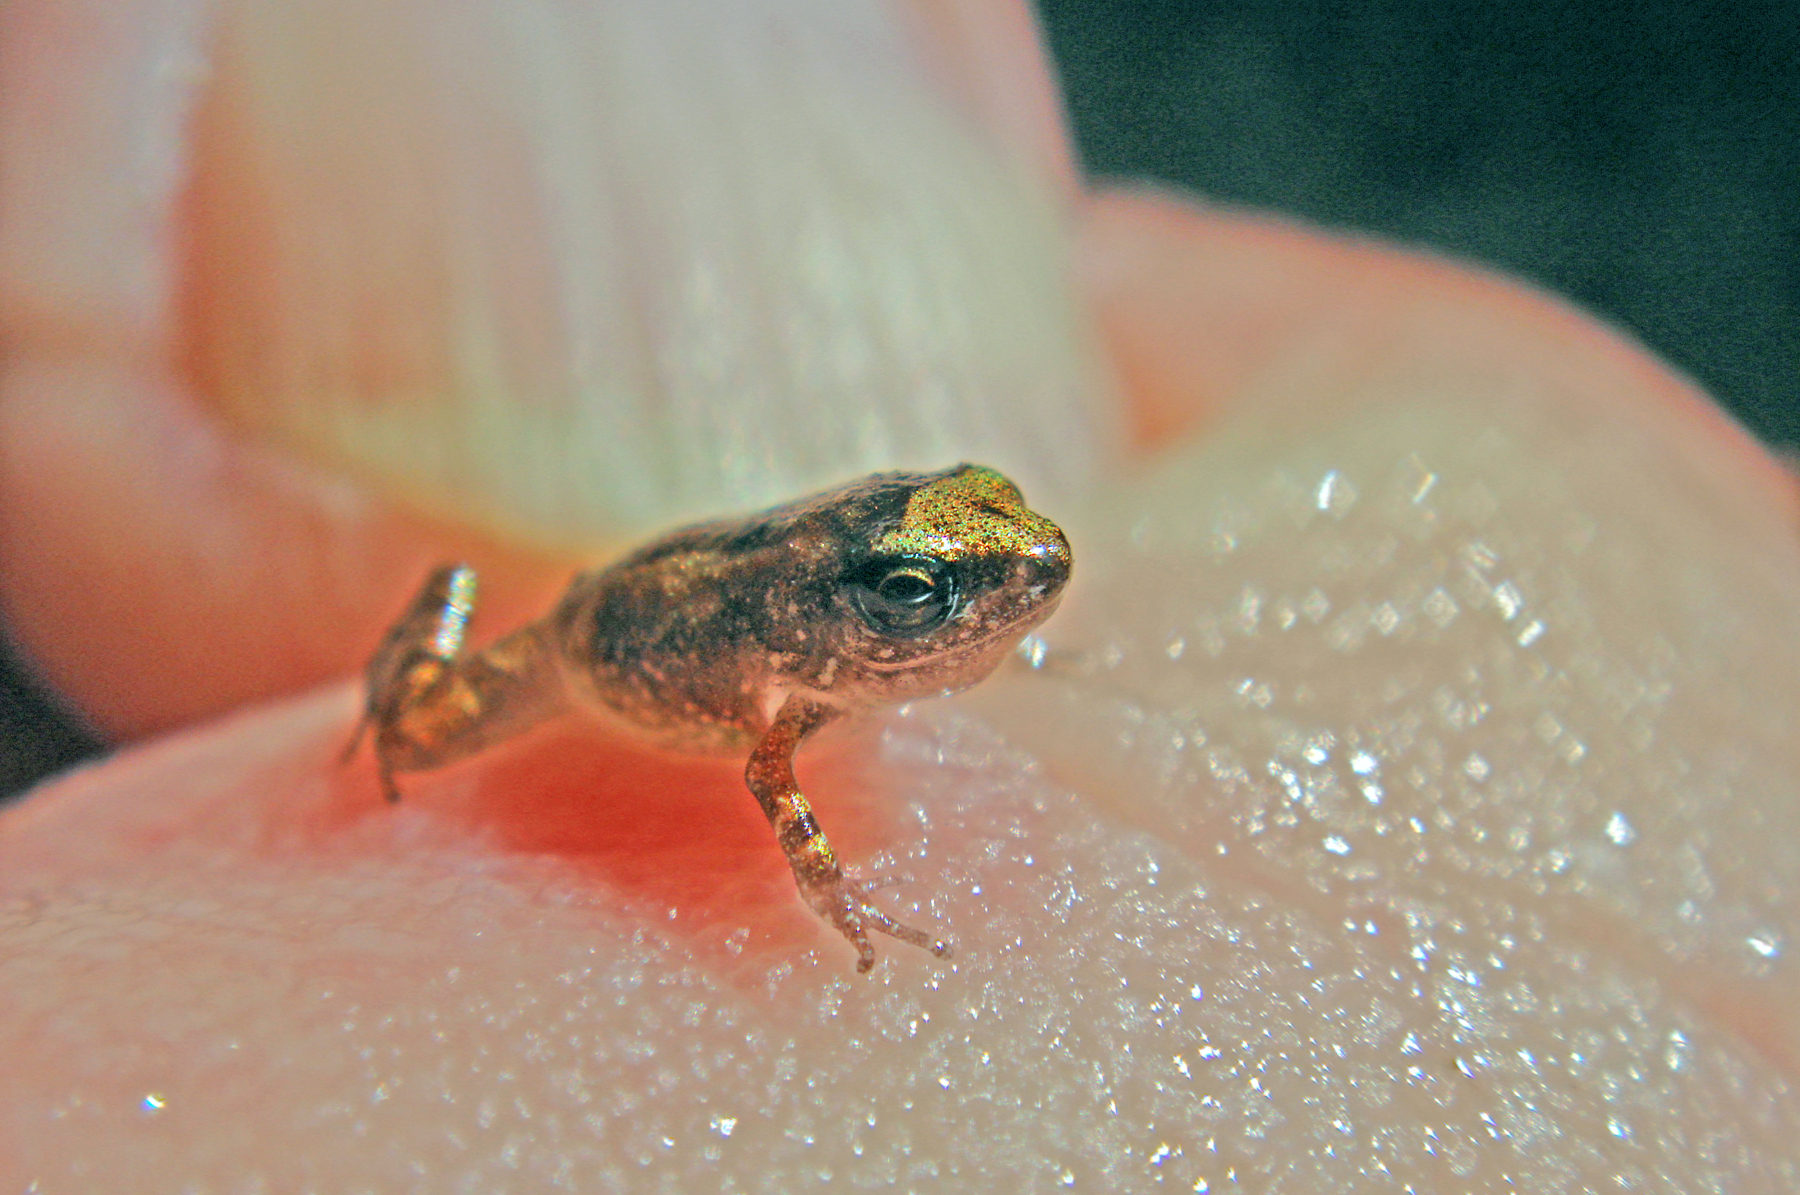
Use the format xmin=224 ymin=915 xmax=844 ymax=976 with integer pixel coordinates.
xmin=872 ymin=464 xmax=1071 ymax=570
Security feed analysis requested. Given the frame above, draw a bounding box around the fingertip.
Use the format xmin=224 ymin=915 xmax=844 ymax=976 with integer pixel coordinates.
xmin=893 ymin=0 xmax=1081 ymax=193
xmin=1078 ymin=186 xmax=1800 ymax=528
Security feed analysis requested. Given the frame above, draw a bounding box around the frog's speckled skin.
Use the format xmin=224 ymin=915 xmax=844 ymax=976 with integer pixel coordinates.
xmin=353 ymin=465 xmax=1071 ymax=971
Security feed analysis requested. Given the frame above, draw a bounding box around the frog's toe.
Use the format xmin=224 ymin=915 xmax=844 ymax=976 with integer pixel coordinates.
xmin=862 ymin=902 xmax=953 ymax=962
xmin=798 ymin=877 xmax=868 ymax=966
xmin=851 ymin=881 xmax=953 ymax=966
xmin=838 ymin=864 xmax=913 ymax=893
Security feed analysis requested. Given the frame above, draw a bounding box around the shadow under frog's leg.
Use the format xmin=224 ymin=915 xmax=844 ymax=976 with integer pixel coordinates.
xmin=354 ymin=564 xmax=569 ymax=803
xmin=746 ymin=694 xmax=953 ymax=973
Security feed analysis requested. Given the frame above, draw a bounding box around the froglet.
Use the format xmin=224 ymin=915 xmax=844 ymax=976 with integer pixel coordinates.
xmin=352 ymin=464 xmax=1072 ymax=972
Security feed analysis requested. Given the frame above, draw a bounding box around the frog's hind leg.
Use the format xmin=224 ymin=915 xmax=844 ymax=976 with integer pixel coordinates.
xmin=746 ymin=694 xmax=954 ymax=973
xmin=353 ymin=564 xmax=567 ymax=802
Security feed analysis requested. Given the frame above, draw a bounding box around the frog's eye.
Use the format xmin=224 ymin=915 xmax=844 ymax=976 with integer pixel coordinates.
xmin=847 ymin=557 xmax=958 ymax=637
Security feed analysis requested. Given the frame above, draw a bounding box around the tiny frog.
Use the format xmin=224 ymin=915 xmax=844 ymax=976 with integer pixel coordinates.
xmin=352 ymin=464 xmax=1071 ymax=972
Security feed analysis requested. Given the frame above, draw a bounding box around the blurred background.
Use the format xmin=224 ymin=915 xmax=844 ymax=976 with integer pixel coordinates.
xmin=3 ymin=0 xmax=1795 ymax=798
xmin=1040 ymin=0 xmax=1798 ymax=446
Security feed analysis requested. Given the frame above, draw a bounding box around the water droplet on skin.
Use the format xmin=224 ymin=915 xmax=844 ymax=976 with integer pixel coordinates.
xmin=1372 ymin=602 xmax=1401 ymax=635
xmin=1664 ymin=1030 xmax=1692 ymax=1072
xmin=1422 ymin=587 xmax=1459 ymax=627
xmin=1017 ymin=635 xmax=1048 ymax=668
xmin=1235 ymin=586 xmax=1263 ymax=634
xmin=1493 ymin=580 xmax=1523 ymax=620
xmin=1316 ymin=469 xmax=1358 ymax=516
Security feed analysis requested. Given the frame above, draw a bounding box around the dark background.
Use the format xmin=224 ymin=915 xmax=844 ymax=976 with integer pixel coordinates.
xmin=3 ymin=0 xmax=1796 ymax=799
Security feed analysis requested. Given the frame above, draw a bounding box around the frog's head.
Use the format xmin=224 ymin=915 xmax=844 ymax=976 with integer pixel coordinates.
xmin=827 ymin=464 xmax=1070 ymax=699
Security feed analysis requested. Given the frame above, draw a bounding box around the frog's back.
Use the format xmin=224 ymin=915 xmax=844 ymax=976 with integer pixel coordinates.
xmin=547 ymin=476 xmax=919 ymax=751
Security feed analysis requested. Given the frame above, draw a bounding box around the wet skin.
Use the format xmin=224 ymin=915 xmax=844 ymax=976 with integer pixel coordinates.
xmin=352 ymin=464 xmax=1072 ymax=971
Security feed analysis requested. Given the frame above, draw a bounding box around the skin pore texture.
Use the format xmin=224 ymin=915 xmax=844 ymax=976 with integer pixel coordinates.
xmin=2 ymin=1 xmax=1798 ymax=1192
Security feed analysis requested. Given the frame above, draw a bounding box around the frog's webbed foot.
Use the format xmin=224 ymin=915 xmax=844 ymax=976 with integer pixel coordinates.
xmin=346 ymin=565 xmax=479 ymax=801
xmin=352 ymin=564 xmax=564 ymax=803
xmin=747 ymin=694 xmax=953 ymax=974
xmin=799 ymin=870 xmax=954 ymax=974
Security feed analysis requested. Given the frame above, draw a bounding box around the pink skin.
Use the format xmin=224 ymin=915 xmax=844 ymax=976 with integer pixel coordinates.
xmin=4 ymin=1 xmax=1799 ymax=1190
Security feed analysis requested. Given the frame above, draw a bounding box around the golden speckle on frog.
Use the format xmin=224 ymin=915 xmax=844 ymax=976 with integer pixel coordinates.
xmin=349 ymin=464 xmax=1072 ymax=972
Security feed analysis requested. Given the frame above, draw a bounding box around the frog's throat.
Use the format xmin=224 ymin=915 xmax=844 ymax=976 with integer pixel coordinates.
xmin=871 ymin=465 xmax=1070 ymax=565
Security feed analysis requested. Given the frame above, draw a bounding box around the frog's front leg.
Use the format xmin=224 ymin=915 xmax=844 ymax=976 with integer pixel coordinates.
xmin=353 ymin=564 xmax=568 ymax=802
xmin=746 ymin=695 xmax=953 ymax=973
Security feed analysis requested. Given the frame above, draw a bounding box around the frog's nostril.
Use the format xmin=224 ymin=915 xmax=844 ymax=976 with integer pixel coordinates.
xmin=1019 ymin=544 xmax=1071 ymax=590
